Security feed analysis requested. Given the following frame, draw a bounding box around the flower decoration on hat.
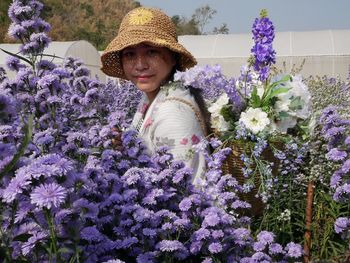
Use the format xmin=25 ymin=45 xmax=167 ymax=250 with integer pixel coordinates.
xmin=129 ymin=8 xmax=153 ymax=25
xmin=155 ymin=38 xmax=168 ymax=45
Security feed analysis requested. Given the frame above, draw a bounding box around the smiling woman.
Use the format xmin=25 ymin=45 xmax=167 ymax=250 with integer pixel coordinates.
xmin=101 ymin=7 xmax=211 ymax=185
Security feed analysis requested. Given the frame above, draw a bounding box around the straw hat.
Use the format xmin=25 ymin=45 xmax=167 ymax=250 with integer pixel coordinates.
xmin=101 ymin=7 xmax=197 ymax=79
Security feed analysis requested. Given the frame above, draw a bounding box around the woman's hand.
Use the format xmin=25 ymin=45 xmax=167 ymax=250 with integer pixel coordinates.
xmin=111 ymin=127 xmax=123 ymax=151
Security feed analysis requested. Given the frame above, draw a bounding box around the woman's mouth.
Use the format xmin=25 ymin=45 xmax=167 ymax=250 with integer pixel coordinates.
xmin=137 ymin=75 xmax=152 ymax=81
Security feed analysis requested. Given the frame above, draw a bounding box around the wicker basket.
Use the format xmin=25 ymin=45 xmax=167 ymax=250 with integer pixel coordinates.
xmin=222 ymin=140 xmax=280 ymax=216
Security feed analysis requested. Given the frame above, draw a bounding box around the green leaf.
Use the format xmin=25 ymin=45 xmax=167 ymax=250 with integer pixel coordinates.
xmin=0 ymin=114 xmax=34 ymax=179
xmin=289 ymin=96 xmax=303 ymax=110
xmin=13 ymin=233 xmax=32 ymax=242
xmin=0 ymin=48 xmax=33 ymax=66
xmin=250 ymin=86 xmax=261 ymax=108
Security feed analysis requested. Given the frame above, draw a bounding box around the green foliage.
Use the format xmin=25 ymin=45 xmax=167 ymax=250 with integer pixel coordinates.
xmin=0 ymin=0 xmax=13 ymax=43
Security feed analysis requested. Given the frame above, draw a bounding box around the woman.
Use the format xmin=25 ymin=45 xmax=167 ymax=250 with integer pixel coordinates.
xmin=101 ymin=7 xmax=210 ymax=185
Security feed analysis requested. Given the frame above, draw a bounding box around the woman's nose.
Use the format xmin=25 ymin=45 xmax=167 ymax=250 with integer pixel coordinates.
xmin=134 ymin=54 xmax=149 ymax=70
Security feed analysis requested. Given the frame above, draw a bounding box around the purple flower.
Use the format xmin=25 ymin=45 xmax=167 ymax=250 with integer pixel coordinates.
xmin=334 ymin=217 xmax=350 ymax=234
xmin=326 ymin=148 xmax=348 ymax=161
xmin=251 ymin=10 xmax=276 ymax=81
xmin=203 ymin=212 xmax=220 ymax=227
xmin=208 ymin=242 xmax=223 ymax=254
xmin=156 ymin=240 xmax=187 ymax=253
xmin=269 ymin=243 xmax=284 ymax=255
xmin=341 ymin=159 xmax=350 ymax=174
xmin=179 ymin=198 xmax=192 ymax=211
xmin=142 ymin=228 xmax=157 ymax=237
xmin=333 ymin=183 xmax=350 ymax=202
xmin=81 ymin=226 xmax=105 ymax=242
xmin=21 ymin=231 xmax=48 ymax=256
xmin=253 ymin=241 xmax=266 ymax=252
xmin=136 ymin=252 xmax=156 ymax=263
xmin=257 ymin=230 xmax=275 ymax=245
xmin=30 ymin=183 xmax=67 ymax=209
xmin=194 ymin=228 xmax=211 ymax=241
xmin=2 ymin=175 xmax=31 ymax=203
xmin=5 ymin=56 xmax=24 ymax=71
xmin=284 ymin=242 xmax=303 ymax=258
xmin=211 ymin=230 xmax=224 ymax=239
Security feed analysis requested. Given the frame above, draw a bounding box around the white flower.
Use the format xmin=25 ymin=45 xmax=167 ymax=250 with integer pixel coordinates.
xmin=273 ymin=116 xmax=297 ymax=134
xmin=276 ymin=75 xmax=311 ymax=119
xmin=239 ymin=107 xmax=270 ymax=134
xmin=208 ymin=93 xmax=229 ymax=116
xmin=211 ymin=115 xmax=230 ymax=132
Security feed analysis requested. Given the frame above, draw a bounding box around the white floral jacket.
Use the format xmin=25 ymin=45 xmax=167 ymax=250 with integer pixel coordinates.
xmin=131 ymin=81 xmax=206 ymax=185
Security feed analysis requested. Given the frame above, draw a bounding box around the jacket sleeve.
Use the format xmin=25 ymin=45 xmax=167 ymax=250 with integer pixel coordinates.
xmin=149 ymin=99 xmax=207 ymax=184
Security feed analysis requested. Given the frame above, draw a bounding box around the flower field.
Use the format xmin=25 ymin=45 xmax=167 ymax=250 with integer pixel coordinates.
xmin=0 ymin=1 xmax=349 ymax=262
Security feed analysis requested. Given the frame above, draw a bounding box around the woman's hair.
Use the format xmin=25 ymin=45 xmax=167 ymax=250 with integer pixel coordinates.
xmin=169 ymin=58 xmax=212 ymax=136
xmin=189 ymin=87 xmax=212 ymax=136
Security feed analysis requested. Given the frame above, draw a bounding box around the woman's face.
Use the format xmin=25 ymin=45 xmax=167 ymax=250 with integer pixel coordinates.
xmin=121 ymin=43 xmax=176 ymax=101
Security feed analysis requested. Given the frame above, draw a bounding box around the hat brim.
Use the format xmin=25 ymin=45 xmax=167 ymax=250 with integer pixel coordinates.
xmin=101 ymin=31 xmax=197 ymax=79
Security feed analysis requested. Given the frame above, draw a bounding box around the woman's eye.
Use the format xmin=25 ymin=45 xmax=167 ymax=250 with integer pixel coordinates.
xmin=147 ymin=49 xmax=159 ymax=56
xmin=122 ymin=51 xmax=134 ymax=59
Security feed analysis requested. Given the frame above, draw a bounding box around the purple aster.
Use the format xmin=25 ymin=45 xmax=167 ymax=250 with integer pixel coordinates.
xmin=345 ymin=136 xmax=350 ymax=145
xmin=179 ymin=198 xmax=192 ymax=212
xmin=203 ymin=212 xmax=220 ymax=227
xmin=136 ymin=252 xmax=156 ymax=263
xmin=334 ymin=217 xmax=350 ymax=234
xmin=232 ymin=228 xmax=252 ymax=246
xmin=142 ymin=228 xmax=157 ymax=237
xmin=211 ymin=230 xmax=224 ymax=239
xmin=333 ymin=183 xmax=350 ymax=202
xmin=257 ymin=230 xmax=275 ymax=245
xmin=330 ymin=171 xmax=343 ymax=189
xmin=7 ymin=23 xmax=27 ymax=40
xmin=74 ymin=66 xmax=90 ymax=77
xmin=194 ymin=228 xmax=211 ymax=241
xmin=33 ymin=128 xmax=55 ymax=146
xmin=36 ymin=60 xmax=56 ymax=71
xmin=30 ymin=183 xmax=67 ymax=209
xmin=284 ymin=242 xmax=303 ymax=258
xmin=37 ymin=73 xmax=60 ymax=90
xmin=81 ymin=226 xmax=104 ymax=242
xmin=174 ymin=218 xmax=191 ymax=229
xmin=269 ymin=243 xmax=284 ymax=255
xmin=341 ymin=159 xmax=350 ymax=173
xmin=103 ymin=260 xmax=125 ymax=263
xmin=189 ymin=241 xmax=203 ymax=254
xmin=253 ymin=241 xmax=266 ymax=252
xmin=5 ymin=56 xmax=24 ymax=71
xmin=208 ymin=242 xmax=223 ymax=254
xmin=202 ymin=258 xmax=213 ymax=263
xmin=326 ymin=148 xmax=348 ymax=161
xmin=251 ymin=251 xmax=271 ymax=261
xmin=21 ymin=231 xmax=48 ymax=256
xmin=156 ymin=240 xmax=187 ymax=253
xmin=2 ymin=175 xmax=31 ymax=203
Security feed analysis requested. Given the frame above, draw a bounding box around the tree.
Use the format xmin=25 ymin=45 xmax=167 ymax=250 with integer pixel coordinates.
xmin=0 ymin=0 xmax=140 ymax=50
xmin=192 ymin=4 xmax=217 ymax=34
xmin=213 ymin=23 xmax=229 ymax=34
xmin=0 ymin=0 xmax=14 ymax=43
xmin=42 ymin=0 xmax=140 ymax=50
xmin=172 ymin=15 xmax=200 ymax=36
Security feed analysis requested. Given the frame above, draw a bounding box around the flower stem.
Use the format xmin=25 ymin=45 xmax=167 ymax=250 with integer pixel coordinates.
xmin=44 ymin=208 xmax=58 ymax=262
xmin=304 ymin=181 xmax=314 ymax=262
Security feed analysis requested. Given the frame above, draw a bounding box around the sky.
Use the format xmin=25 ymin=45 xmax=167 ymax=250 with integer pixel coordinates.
xmin=138 ymin=0 xmax=350 ymax=34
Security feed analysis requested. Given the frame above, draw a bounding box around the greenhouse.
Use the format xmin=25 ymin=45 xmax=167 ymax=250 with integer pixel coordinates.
xmin=0 ymin=40 xmax=103 ymax=80
xmin=179 ymin=29 xmax=350 ymax=79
